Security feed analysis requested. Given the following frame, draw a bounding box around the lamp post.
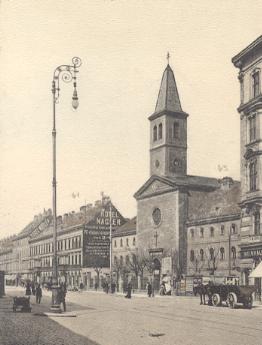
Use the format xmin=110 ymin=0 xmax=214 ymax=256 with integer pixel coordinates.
xmin=51 ymin=57 xmax=82 ymax=312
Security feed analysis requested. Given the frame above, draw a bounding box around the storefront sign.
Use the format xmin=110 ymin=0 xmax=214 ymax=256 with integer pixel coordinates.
xmin=241 ymin=247 xmax=262 ymax=259
xmin=161 ymin=256 xmax=172 ymax=275
xmin=83 ymin=205 xmax=125 ymax=268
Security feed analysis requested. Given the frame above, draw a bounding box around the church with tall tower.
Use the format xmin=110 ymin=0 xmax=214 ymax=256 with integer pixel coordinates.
xmin=134 ymin=57 xmax=241 ymax=287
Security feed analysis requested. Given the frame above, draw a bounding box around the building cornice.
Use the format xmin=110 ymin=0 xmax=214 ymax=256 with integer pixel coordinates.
xmin=186 ymin=213 xmax=240 ymax=227
xmin=237 ymin=95 xmax=262 ymax=114
xmin=148 ymin=109 xmax=188 ymax=121
xmin=232 ymin=35 xmax=262 ymax=68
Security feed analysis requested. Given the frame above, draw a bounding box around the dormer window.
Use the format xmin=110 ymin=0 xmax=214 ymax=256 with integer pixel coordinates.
xmin=153 ymin=125 xmax=157 ymax=141
xmin=252 ymin=70 xmax=260 ymax=98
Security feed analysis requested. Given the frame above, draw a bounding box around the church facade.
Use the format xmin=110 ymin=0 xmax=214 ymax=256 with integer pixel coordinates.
xmin=134 ymin=61 xmax=242 ymax=286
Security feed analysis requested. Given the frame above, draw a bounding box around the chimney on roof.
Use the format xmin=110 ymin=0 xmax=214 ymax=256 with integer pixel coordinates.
xmin=63 ymin=213 xmax=68 ymax=222
xmin=220 ymin=176 xmax=234 ymax=190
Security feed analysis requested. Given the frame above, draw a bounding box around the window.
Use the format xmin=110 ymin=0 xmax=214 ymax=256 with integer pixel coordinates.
xmin=209 ymin=248 xmax=214 ymax=260
xmin=254 ymin=211 xmax=260 ymax=235
xmin=114 ymin=240 xmax=117 ymax=248
xmin=200 ymin=228 xmax=204 ymax=238
xmin=126 ymin=255 xmax=130 ymax=265
xmin=158 ymin=123 xmax=163 ymax=139
xmin=173 ymin=122 xmax=179 ymax=139
xmin=153 ymin=125 xmax=157 ymax=141
xmin=249 ymin=116 xmax=256 ymax=142
xmin=190 ymin=228 xmax=194 ymax=238
xmin=190 ymin=250 xmax=195 ymax=262
xmin=126 ymin=238 xmax=129 ymax=247
xmin=200 ymin=249 xmax=204 ymax=261
xmin=252 ymin=70 xmax=260 ymax=98
xmin=114 ymin=256 xmax=117 ymax=265
xmin=231 ymin=223 xmax=237 ymax=234
xmin=249 ymin=160 xmax=258 ymax=191
xmin=120 ymin=238 xmax=123 ymax=247
xmin=220 ymin=247 xmax=225 ymax=260
xmin=133 ymin=237 xmax=136 ymax=246
xmin=210 ymin=227 xmax=214 ymax=237
xmin=120 ymin=256 xmax=123 ymax=266
xmin=220 ymin=225 xmax=224 ymax=235
xmin=231 ymin=247 xmax=236 ymax=259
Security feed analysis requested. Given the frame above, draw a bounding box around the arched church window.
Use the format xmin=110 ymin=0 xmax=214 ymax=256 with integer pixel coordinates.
xmin=153 ymin=125 xmax=157 ymax=141
xmin=173 ymin=122 xmax=179 ymax=139
xmin=190 ymin=250 xmax=195 ymax=262
xmin=158 ymin=123 xmax=163 ymax=139
xmin=249 ymin=160 xmax=257 ymax=191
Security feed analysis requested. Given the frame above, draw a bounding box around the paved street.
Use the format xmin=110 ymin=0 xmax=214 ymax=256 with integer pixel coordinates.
xmin=2 ymin=287 xmax=262 ymax=345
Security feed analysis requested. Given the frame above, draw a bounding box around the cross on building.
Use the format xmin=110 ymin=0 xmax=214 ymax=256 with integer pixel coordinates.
xmin=154 ymin=231 xmax=158 ymax=248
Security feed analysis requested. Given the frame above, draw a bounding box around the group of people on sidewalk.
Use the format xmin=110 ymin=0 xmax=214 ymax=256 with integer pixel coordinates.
xmin=25 ymin=281 xmax=42 ymax=304
xmin=24 ymin=281 xmax=67 ymax=311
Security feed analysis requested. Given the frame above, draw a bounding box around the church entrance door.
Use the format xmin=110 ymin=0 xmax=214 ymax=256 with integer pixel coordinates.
xmin=153 ymin=258 xmax=161 ymax=291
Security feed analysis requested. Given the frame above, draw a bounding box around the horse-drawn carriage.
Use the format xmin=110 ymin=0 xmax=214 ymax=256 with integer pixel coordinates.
xmin=13 ymin=296 xmax=31 ymax=312
xmin=208 ymin=284 xmax=255 ymax=309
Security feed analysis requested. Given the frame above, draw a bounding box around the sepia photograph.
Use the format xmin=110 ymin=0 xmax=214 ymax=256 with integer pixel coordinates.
xmin=1 ymin=1 xmax=262 ymax=344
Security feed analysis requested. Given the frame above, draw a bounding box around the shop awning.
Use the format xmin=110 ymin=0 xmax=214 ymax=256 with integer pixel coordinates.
xmin=249 ymin=262 xmax=262 ymax=278
xmin=5 ymin=274 xmax=16 ymax=280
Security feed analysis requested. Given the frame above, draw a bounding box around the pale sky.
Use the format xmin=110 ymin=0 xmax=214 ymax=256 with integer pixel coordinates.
xmin=1 ymin=0 xmax=262 ymax=239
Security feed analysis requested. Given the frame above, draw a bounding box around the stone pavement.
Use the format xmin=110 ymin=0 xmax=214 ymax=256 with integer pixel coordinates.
xmin=0 ymin=289 xmax=97 ymax=345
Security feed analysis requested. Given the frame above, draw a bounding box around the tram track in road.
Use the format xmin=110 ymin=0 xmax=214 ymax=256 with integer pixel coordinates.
xmin=69 ymin=296 xmax=262 ymax=340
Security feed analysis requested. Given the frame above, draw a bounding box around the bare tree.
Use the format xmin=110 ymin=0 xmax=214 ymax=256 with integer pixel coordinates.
xmin=92 ymin=257 xmax=104 ymax=287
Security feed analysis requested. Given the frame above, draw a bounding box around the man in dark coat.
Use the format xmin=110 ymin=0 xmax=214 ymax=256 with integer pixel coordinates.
xmin=60 ymin=283 xmax=67 ymax=312
xmin=125 ymin=282 xmax=132 ymax=299
xmin=147 ymin=282 xmax=152 ymax=297
xmin=198 ymin=283 xmax=206 ymax=305
xmin=35 ymin=284 xmax=42 ymax=304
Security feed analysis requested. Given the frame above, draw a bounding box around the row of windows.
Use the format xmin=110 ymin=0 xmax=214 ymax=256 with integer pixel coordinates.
xmin=190 ymin=224 xmax=237 ymax=239
xmin=114 ymin=237 xmax=136 ymax=248
xmin=30 ymin=236 xmax=81 ymax=256
xmin=190 ymin=247 xmax=237 ymax=262
xmin=114 ymin=254 xmax=135 ymax=266
xmin=153 ymin=122 xmax=179 ymax=142
xmin=30 ymin=253 xmax=82 ymax=268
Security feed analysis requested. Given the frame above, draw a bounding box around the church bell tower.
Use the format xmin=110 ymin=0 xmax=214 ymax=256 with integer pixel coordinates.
xmin=149 ymin=60 xmax=188 ymax=177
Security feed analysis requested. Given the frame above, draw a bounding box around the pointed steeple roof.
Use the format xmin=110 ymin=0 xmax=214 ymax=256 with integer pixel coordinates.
xmin=155 ymin=64 xmax=183 ymax=113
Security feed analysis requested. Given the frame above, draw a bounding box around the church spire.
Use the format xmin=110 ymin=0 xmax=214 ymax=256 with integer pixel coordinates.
xmin=154 ymin=61 xmax=184 ymax=114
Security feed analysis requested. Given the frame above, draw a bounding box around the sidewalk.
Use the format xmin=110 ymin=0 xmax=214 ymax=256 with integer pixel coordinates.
xmin=0 ymin=289 xmax=96 ymax=345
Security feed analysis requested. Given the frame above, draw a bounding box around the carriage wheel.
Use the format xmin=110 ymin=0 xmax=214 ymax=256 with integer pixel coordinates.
xmin=212 ymin=293 xmax=221 ymax=306
xmin=227 ymin=292 xmax=237 ymax=309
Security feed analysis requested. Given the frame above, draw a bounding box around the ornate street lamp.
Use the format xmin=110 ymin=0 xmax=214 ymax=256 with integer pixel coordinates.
xmin=51 ymin=57 xmax=82 ymax=312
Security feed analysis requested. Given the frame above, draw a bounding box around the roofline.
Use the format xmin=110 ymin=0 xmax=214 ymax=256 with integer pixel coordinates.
xmin=232 ymin=35 xmax=262 ymax=67
xmin=186 ymin=213 xmax=241 ymax=227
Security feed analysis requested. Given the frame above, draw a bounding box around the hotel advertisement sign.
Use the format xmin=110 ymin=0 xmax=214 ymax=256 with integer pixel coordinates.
xmin=83 ymin=205 xmax=124 ymax=268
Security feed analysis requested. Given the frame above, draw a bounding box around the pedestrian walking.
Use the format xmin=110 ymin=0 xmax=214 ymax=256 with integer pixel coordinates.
xmin=111 ymin=282 xmax=116 ymax=293
xmin=125 ymin=282 xmax=132 ymax=299
xmin=95 ymin=282 xmax=98 ymax=291
xmin=79 ymin=282 xmax=84 ymax=292
xmin=35 ymin=284 xmax=42 ymax=304
xmin=146 ymin=282 xmax=152 ymax=297
xmin=60 ymin=283 xmax=67 ymax=312
xmin=31 ymin=281 xmax=36 ymax=296
xmin=25 ymin=282 xmax=31 ymax=296
xmin=198 ymin=283 xmax=206 ymax=305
